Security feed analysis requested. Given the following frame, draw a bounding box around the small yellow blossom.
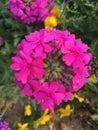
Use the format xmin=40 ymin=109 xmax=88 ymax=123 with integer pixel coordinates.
xmin=89 ymin=74 xmax=97 ymax=83
xmin=24 ymin=104 xmax=31 ymax=116
xmin=34 ymin=109 xmax=51 ymax=128
xmin=74 ymin=94 xmax=84 ymax=103
xmin=51 ymin=6 xmax=61 ymax=24
xmin=44 ymin=16 xmax=57 ymax=29
xmin=37 ymin=109 xmax=51 ymax=125
xmin=59 ymin=105 xmax=73 ymax=118
xmin=18 ymin=123 xmax=29 ymax=130
xmin=44 ymin=6 xmax=61 ymax=29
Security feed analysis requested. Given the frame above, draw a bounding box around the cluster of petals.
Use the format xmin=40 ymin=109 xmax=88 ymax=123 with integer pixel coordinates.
xmin=0 ymin=117 xmax=11 ymax=130
xmin=8 ymin=0 xmax=54 ymax=24
xmin=10 ymin=28 xmax=92 ymax=111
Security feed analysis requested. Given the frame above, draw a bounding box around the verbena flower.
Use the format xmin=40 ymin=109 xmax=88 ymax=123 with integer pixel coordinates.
xmin=58 ymin=104 xmax=73 ymax=118
xmin=8 ymin=0 xmax=54 ymax=24
xmin=10 ymin=28 xmax=92 ymax=111
xmin=0 ymin=117 xmax=11 ymax=130
xmin=24 ymin=104 xmax=32 ymax=116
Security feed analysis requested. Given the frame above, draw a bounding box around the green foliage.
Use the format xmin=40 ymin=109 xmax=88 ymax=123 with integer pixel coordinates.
xmin=91 ymin=114 xmax=98 ymax=124
xmin=57 ymin=0 xmax=98 ymax=46
xmin=0 ymin=0 xmax=41 ymax=103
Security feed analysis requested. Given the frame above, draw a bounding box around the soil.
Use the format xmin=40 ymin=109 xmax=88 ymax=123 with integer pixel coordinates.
xmin=0 ymin=97 xmax=98 ymax=130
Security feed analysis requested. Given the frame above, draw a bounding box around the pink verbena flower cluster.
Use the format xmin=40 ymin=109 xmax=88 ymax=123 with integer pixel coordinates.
xmin=10 ymin=28 xmax=92 ymax=111
xmin=0 ymin=117 xmax=11 ymax=130
xmin=8 ymin=0 xmax=54 ymax=24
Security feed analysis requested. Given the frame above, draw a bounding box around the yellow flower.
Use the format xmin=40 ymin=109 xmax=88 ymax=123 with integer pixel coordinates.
xmin=59 ymin=105 xmax=73 ymax=118
xmin=51 ymin=6 xmax=61 ymax=24
xmin=37 ymin=109 xmax=51 ymax=125
xmin=44 ymin=6 xmax=61 ymax=29
xmin=74 ymin=94 xmax=84 ymax=103
xmin=44 ymin=16 xmax=57 ymax=29
xmin=18 ymin=123 xmax=29 ymax=130
xmin=89 ymin=74 xmax=97 ymax=83
xmin=34 ymin=109 xmax=51 ymax=128
xmin=24 ymin=104 xmax=31 ymax=116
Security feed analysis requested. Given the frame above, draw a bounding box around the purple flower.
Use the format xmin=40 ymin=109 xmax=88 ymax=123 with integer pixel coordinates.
xmin=62 ymin=36 xmax=92 ymax=70
xmin=10 ymin=56 xmax=45 ymax=84
xmin=10 ymin=28 xmax=92 ymax=111
xmin=8 ymin=0 xmax=54 ymax=24
xmin=33 ymin=82 xmax=66 ymax=111
xmin=0 ymin=117 xmax=11 ymax=130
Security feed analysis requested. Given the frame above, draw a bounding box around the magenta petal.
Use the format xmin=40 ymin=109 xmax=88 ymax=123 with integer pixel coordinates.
xmin=32 ymin=59 xmax=44 ymax=68
xmin=15 ymin=68 xmax=30 ymax=84
xmin=10 ymin=57 xmax=26 ymax=71
xmin=64 ymin=91 xmax=73 ymax=102
xmin=72 ymin=75 xmax=86 ymax=91
xmin=40 ymin=82 xmax=49 ymax=93
xmin=41 ymin=29 xmax=54 ymax=43
xmin=61 ymin=40 xmax=74 ymax=54
xmin=31 ymin=67 xmax=45 ymax=79
xmin=25 ymin=31 xmax=40 ymax=42
xmin=43 ymin=43 xmax=53 ymax=52
xmin=41 ymin=97 xmax=54 ymax=112
xmin=28 ymin=79 xmax=40 ymax=91
xmin=20 ymin=84 xmax=33 ymax=96
xmin=49 ymin=82 xmax=60 ymax=92
xmin=52 ymin=93 xmax=65 ymax=105
xmin=83 ymin=53 xmax=92 ymax=64
xmin=10 ymin=62 xmax=21 ymax=71
xmin=19 ymin=50 xmax=32 ymax=63
xmin=73 ymin=58 xmax=84 ymax=69
xmin=62 ymin=53 xmax=75 ymax=66
xmin=34 ymin=91 xmax=46 ymax=104
xmin=17 ymin=9 xmax=24 ymax=16
xmin=76 ymin=39 xmax=88 ymax=52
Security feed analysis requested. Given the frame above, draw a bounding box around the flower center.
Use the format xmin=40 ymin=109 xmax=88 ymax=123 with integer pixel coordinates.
xmin=22 ymin=0 xmax=34 ymax=5
xmin=44 ymin=49 xmax=66 ymax=82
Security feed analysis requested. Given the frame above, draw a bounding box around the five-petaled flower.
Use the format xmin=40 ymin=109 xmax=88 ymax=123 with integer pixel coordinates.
xmin=59 ymin=104 xmax=73 ymax=118
xmin=74 ymin=93 xmax=84 ymax=103
xmin=34 ymin=109 xmax=51 ymax=128
xmin=24 ymin=104 xmax=32 ymax=116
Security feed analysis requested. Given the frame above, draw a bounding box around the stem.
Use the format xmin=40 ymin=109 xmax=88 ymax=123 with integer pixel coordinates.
xmin=1 ymin=107 xmax=8 ymax=117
